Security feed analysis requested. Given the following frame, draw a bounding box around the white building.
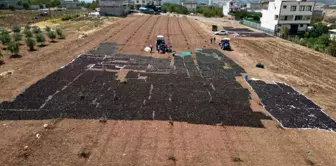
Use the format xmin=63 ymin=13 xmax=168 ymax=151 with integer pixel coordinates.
xmin=329 ymin=29 xmax=336 ymax=41
xmin=222 ymin=0 xmax=240 ymax=16
xmin=260 ymin=0 xmax=315 ymax=34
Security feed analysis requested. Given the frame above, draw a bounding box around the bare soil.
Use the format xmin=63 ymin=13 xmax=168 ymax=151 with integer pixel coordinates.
xmin=0 ymin=15 xmax=335 ymax=166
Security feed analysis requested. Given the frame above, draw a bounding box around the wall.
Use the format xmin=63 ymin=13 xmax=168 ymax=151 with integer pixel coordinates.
xmin=260 ymin=0 xmax=281 ymax=31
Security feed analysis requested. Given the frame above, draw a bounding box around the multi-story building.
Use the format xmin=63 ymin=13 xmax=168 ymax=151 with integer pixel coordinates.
xmin=223 ymin=0 xmax=240 ymax=16
xmin=99 ymin=0 xmax=131 ymax=16
xmin=0 ymin=0 xmax=20 ymax=8
xmin=260 ymin=0 xmax=315 ymax=34
xmin=181 ymin=1 xmax=197 ymax=11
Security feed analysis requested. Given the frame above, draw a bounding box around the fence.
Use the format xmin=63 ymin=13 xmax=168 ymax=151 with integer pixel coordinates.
xmin=241 ymin=19 xmax=275 ymax=36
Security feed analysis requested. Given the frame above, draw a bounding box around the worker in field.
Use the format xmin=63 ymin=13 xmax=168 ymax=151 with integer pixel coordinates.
xmin=149 ymin=44 xmax=153 ymax=53
xmin=214 ymin=37 xmax=216 ymax=43
xmin=210 ymin=37 xmax=213 ymax=44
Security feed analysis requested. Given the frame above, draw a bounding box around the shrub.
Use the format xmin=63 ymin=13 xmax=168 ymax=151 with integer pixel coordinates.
xmin=25 ymin=38 xmax=36 ymax=51
xmin=12 ymin=25 xmax=21 ymax=33
xmin=45 ymin=26 xmax=51 ymax=32
xmin=13 ymin=33 xmax=22 ymax=42
xmin=0 ymin=51 xmax=3 ymax=64
xmin=9 ymin=5 xmax=15 ymax=11
xmin=7 ymin=42 xmax=20 ymax=55
xmin=33 ymin=27 xmax=41 ymax=34
xmin=0 ymin=29 xmax=11 ymax=45
xmin=24 ymin=30 xmax=33 ymax=38
xmin=279 ymin=26 xmax=289 ymax=39
xmin=61 ymin=14 xmax=80 ymax=21
xmin=35 ymin=33 xmax=45 ymax=46
xmin=328 ymin=42 xmax=336 ymax=57
xmin=24 ymin=24 xmax=31 ymax=31
xmin=47 ymin=31 xmax=56 ymax=42
xmin=55 ymin=28 xmax=65 ymax=39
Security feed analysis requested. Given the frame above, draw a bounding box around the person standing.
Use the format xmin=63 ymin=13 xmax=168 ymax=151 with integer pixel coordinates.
xmin=149 ymin=44 xmax=153 ymax=53
xmin=210 ymin=37 xmax=213 ymax=44
xmin=214 ymin=37 xmax=216 ymax=43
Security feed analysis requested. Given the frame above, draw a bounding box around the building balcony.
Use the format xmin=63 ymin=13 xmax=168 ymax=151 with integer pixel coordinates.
xmin=278 ymin=20 xmax=311 ymax=24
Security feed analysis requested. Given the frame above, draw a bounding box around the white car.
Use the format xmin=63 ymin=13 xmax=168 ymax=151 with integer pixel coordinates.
xmin=214 ymin=30 xmax=229 ymax=35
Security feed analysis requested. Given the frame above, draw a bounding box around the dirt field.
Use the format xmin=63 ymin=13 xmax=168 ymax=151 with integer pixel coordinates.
xmin=0 ymin=9 xmax=85 ymax=28
xmin=0 ymin=15 xmax=336 ymax=165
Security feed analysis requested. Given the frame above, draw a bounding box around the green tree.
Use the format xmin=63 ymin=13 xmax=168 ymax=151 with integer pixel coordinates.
xmin=9 ymin=5 xmax=15 ymax=11
xmin=13 ymin=33 xmax=22 ymax=42
xmin=327 ymin=42 xmax=336 ymax=57
xmin=24 ymin=30 xmax=33 ymax=38
xmin=12 ymin=25 xmax=21 ymax=33
xmin=22 ymin=1 xmax=30 ymax=9
xmin=25 ymin=24 xmax=31 ymax=31
xmin=0 ymin=29 xmax=11 ymax=45
xmin=35 ymin=33 xmax=46 ymax=46
xmin=45 ymin=26 xmax=51 ymax=32
xmin=47 ymin=31 xmax=56 ymax=42
xmin=25 ymin=37 xmax=36 ymax=51
xmin=56 ymin=28 xmax=65 ymax=39
xmin=280 ymin=26 xmax=289 ymax=39
xmin=7 ymin=42 xmax=20 ymax=56
xmin=0 ymin=51 xmax=3 ymax=64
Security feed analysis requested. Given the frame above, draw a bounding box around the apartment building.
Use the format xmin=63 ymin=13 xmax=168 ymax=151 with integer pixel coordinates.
xmin=0 ymin=0 xmax=20 ymax=7
xmin=99 ymin=0 xmax=131 ymax=16
xmin=260 ymin=0 xmax=315 ymax=34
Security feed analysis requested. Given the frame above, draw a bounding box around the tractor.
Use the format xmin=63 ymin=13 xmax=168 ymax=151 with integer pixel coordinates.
xmin=219 ymin=38 xmax=231 ymax=51
xmin=156 ymin=35 xmax=166 ymax=54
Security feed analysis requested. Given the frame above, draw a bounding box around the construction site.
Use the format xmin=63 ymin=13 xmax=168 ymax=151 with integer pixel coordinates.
xmin=0 ymin=14 xmax=336 ymax=165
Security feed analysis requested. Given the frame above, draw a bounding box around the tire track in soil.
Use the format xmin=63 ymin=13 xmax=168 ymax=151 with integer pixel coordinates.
xmin=243 ymin=39 xmax=336 ymax=92
xmin=262 ymin=39 xmax=336 ymax=87
xmin=184 ymin=17 xmax=209 ymax=48
xmin=1 ymin=118 xmax=66 ymax=165
xmin=118 ymin=15 xmax=153 ymax=52
xmin=143 ymin=15 xmax=160 ymax=48
xmin=107 ymin=15 xmax=149 ymax=43
xmin=177 ymin=17 xmax=190 ymax=50
xmin=84 ymin=121 xmax=118 ymax=165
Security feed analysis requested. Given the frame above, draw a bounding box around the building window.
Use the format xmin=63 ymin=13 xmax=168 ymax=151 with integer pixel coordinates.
xmin=300 ymin=24 xmax=304 ymax=27
xmin=283 ymin=5 xmax=287 ymax=9
xmin=275 ymin=15 xmax=279 ymax=20
xmin=136 ymin=0 xmax=139 ymax=3
xmin=299 ymin=6 xmax=305 ymax=11
xmin=290 ymin=6 xmax=297 ymax=11
xmin=142 ymin=0 xmax=145 ymax=3
xmin=284 ymin=16 xmax=288 ymax=20
xmin=306 ymin=6 xmax=312 ymax=11
xmin=295 ymin=15 xmax=303 ymax=20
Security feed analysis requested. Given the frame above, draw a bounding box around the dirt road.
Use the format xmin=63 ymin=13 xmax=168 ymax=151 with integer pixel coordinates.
xmin=0 ymin=15 xmax=335 ymax=166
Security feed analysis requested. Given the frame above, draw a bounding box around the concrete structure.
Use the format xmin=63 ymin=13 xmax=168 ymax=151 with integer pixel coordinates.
xmin=246 ymin=1 xmax=269 ymax=12
xmin=99 ymin=0 xmax=131 ymax=16
xmin=181 ymin=1 xmax=197 ymax=11
xmin=0 ymin=0 xmax=20 ymax=8
xmin=329 ymin=29 xmax=336 ymax=41
xmin=62 ymin=0 xmax=80 ymax=9
xmin=260 ymin=0 xmax=315 ymax=34
xmin=133 ymin=0 xmax=162 ymax=6
xmin=222 ymin=0 xmax=240 ymax=16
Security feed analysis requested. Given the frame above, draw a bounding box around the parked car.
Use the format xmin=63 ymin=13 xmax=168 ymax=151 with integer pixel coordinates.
xmin=39 ymin=11 xmax=48 ymax=16
xmin=214 ymin=30 xmax=229 ymax=35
